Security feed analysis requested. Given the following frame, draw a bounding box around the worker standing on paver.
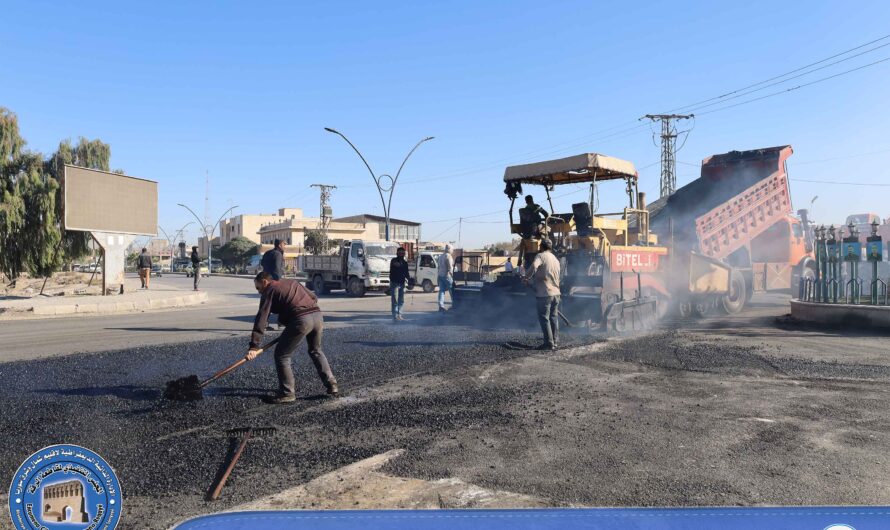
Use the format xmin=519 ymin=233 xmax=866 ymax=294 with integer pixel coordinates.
xmin=245 ymin=272 xmax=339 ymax=404
xmin=389 ymin=247 xmax=410 ymax=321
xmin=262 ymin=239 xmax=286 ymax=280
xmin=137 ymin=248 xmax=152 ymax=289
xmin=518 ymin=195 xmax=548 ymax=238
xmin=524 ymin=238 xmax=561 ymax=350
xmin=437 ymin=244 xmax=455 ymax=312
xmin=190 ymin=246 xmax=201 ymax=291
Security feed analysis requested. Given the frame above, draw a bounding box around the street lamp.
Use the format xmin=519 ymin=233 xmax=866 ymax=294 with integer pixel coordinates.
xmin=158 ymin=222 xmax=195 ymax=270
xmin=325 ymin=127 xmax=433 ymax=241
xmin=177 ymin=204 xmax=238 ymax=274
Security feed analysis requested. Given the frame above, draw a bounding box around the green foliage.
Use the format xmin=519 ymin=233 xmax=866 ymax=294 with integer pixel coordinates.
xmin=305 ymin=229 xmax=337 ymax=255
xmin=0 ymin=107 xmax=115 ymax=280
xmin=218 ymin=236 xmax=259 ymax=268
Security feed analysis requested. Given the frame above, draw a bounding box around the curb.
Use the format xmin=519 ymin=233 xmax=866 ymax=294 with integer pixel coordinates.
xmin=1 ymin=292 xmax=209 ymax=319
xmin=790 ymin=298 xmax=890 ymax=329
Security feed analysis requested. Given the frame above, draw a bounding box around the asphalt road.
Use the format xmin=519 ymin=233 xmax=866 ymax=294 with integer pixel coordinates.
xmin=3 ymin=288 xmax=890 ymax=530
xmin=0 ymin=274 xmax=441 ymax=362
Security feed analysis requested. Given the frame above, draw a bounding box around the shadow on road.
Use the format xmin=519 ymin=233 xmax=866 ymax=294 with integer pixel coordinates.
xmin=37 ymin=385 xmax=161 ymax=401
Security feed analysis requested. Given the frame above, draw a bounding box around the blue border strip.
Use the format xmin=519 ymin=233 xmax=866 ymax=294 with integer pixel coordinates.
xmin=172 ymin=507 xmax=890 ymax=530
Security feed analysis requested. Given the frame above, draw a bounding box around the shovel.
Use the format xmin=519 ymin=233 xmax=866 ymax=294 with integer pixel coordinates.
xmin=163 ymin=336 xmax=280 ymax=401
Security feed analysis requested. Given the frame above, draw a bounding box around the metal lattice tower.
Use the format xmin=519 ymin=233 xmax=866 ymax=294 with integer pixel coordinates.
xmin=642 ymin=114 xmax=693 ymax=198
xmin=311 ymin=184 xmax=337 ymax=249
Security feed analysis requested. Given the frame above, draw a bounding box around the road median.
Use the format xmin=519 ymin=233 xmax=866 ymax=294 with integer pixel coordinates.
xmin=0 ymin=290 xmax=208 ymax=320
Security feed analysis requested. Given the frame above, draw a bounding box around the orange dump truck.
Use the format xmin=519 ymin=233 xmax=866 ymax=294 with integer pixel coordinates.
xmin=650 ymin=145 xmax=816 ymax=313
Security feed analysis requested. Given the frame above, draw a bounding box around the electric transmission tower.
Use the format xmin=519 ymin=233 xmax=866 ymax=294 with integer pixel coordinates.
xmin=311 ymin=184 xmax=337 ymax=250
xmin=641 ymin=114 xmax=694 ymax=198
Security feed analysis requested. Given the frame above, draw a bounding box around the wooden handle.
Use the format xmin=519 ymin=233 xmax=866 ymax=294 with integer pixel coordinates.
xmin=209 ymin=430 xmax=251 ymax=501
xmin=200 ymin=336 xmax=281 ymax=389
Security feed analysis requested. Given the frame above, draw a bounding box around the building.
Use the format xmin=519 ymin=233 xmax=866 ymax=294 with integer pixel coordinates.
xmin=219 ymin=209 xmax=305 ymax=246
xmin=334 ymin=214 xmax=421 ymax=241
xmin=256 ymin=216 xmax=377 ymax=249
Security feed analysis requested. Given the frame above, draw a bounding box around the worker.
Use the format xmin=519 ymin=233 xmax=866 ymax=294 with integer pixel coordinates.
xmin=245 ymin=272 xmax=338 ymax=404
xmin=437 ymin=244 xmax=455 ymax=312
xmin=190 ymin=246 xmax=201 ymax=291
xmin=137 ymin=248 xmax=152 ymax=289
xmin=504 ymin=257 xmax=514 ymax=274
xmin=518 ymin=195 xmax=548 ymax=238
xmin=525 ymin=238 xmax=561 ymax=350
xmin=389 ymin=247 xmax=410 ymax=321
xmin=262 ymin=239 xmax=286 ymax=280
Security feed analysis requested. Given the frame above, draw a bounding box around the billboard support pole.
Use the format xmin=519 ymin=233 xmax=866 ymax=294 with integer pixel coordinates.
xmin=91 ymin=231 xmax=137 ymax=295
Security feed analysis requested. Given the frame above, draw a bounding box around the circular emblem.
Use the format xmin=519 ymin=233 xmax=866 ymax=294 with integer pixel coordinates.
xmin=824 ymin=525 xmax=856 ymax=530
xmin=8 ymin=444 xmax=122 ymax=530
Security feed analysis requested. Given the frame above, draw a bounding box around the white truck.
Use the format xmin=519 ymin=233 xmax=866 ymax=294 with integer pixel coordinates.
xmin=303 ymin=239 xmax=401 ymax=296
xmin=407 ymin=251 xmax=442 ymax=293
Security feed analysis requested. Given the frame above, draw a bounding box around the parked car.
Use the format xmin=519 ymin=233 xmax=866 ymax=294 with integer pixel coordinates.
xmin=151 ymin=264 xmax=163 ymax=277
xmin=246 ymin=254 xmax=264 ymax=275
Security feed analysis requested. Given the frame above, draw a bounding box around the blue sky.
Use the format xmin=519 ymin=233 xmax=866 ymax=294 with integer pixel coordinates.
xmin=2 ymin=1 xmax=889 ymax=248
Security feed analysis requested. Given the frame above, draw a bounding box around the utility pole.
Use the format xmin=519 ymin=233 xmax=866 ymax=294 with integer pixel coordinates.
xmin=641 ymin=114 xmax=693 ymax=198
xmin=311 ymin=184 xmax=337 ymax=252
xmin=458 ymin=217 xmax=463 ymax=249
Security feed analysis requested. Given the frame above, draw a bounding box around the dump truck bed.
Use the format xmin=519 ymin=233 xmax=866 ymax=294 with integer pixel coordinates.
xmin=651 ymin=145 xmax=794 ymax=259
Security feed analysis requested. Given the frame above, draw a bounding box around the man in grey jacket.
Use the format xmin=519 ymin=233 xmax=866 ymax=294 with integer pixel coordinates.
xmin=137 ymin=248 xmax=152 ymax=289
xmin=437 ymin=244 xmax=455 ymax=312
xmin=525 ymin=238 xmax=561 ymax=350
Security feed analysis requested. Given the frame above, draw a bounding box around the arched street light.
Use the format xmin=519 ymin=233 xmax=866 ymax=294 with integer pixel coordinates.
xmin=177 ymin=204 xmax=238 ymax=274
xmin=325 ymin=127 xmax=433 ymax=241
xmin=158 ymin=221 xmax=194 ymax=270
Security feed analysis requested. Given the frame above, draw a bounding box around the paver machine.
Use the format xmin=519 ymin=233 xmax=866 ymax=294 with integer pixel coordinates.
xmin=453 ymin=153 xmax=732 ymax=331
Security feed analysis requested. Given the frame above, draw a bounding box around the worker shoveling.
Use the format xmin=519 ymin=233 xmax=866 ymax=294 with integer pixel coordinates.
xmin=163 ymin=337 xmax=281 ymax=401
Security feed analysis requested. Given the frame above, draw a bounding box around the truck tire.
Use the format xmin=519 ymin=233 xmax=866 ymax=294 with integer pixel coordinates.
xmin=422 ymin=279 xmax=434 ymax=293
xmin=721 ymin=270 xmax=746 ymax=314
xmin=312 ymin=275 xmax=326 ymax=296
xmin=347 ymin=277 xmax=366 ymax=297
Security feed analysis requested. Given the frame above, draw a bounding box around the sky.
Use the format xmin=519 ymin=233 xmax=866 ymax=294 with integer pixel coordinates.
xmin=2 ymin=0 xmax=889 ymax=248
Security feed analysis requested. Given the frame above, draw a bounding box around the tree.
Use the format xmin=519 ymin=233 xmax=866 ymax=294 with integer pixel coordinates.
xmin=305 ymin=229 xmax=337 ymax=255
xmin=46 ymin=137 xmax=112 ymax=266
xmin=0 ymin=109 xmax=28 ymax=281
xmin=217 ymin=236 xmax=259 ymax=269
xmin=0 ymin=107 xmax=115 ymax=281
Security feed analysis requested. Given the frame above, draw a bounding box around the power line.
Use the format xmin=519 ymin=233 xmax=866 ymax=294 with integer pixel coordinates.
xmin=693 ymin=55 xmax=890 ymax=117
xmin=641 ymin=114 xmax=694 ymax=197
xmin=790 ymin=178 xmax=890 ymax=187
xmin=669 ymin=33 xmax=890 ymax=113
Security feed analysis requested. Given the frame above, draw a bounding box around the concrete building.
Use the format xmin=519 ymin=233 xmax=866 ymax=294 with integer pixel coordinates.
xmin=219 ymin=209 xmax=305 ymax=246
xmin=334 ymin=214 xmax=422 ymax=241
xmin=256 ymin=217 xmax=376 ymax=249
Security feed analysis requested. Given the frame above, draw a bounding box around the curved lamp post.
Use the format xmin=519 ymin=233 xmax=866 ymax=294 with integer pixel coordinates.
xmin=177 ymin=204 xmax=238 ymax=274
xmin=325 ymin=127 xmax=433 ymax=241
xmin=158 ymin=221 xmax=195 ymax=269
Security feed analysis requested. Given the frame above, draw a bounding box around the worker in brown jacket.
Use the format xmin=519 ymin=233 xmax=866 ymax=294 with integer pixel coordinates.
xmin=245 ymin=272 xmax=339 ymax=403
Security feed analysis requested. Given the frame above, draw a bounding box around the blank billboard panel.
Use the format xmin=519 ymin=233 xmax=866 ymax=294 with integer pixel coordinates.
xmin=64 ymin=165 xmax=158 ymax=236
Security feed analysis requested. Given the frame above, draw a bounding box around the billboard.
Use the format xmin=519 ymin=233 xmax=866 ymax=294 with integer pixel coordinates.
xmin=63 ymin=165 xmax=157 ymax=236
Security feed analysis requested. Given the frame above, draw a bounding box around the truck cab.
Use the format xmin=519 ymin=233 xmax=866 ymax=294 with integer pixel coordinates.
xmin=410 ymin=251 xmax=442 ymax=293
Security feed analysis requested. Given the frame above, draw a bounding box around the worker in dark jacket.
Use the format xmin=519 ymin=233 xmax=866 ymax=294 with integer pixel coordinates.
xmin=245 ymin=272 xmax=338 ymax=403
xmin=518 ymin=195 xmax=548 ymax=238
xmin=389 ymin=247 xmax=410 ymax=321
xmin=261 ymin=239 xmax=286 ymax=280
xmin=190 ymin=246 xmax=201 ymax=291
xmin=137 ymin=248 xmax=152 ymax=289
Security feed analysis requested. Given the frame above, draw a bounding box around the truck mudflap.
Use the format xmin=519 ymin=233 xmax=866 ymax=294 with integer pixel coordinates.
xmin=602 ymin=296 xmax=659 ymax=333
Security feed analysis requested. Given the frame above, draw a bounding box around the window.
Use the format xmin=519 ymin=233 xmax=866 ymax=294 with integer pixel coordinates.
xmin=420 ymin=255 xmax=436 ymax=268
